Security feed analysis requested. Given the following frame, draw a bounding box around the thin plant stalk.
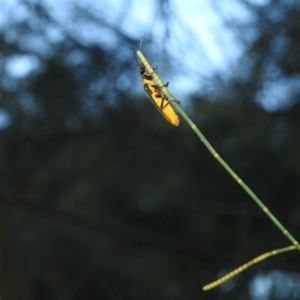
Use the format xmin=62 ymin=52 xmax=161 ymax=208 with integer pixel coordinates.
xmin=136 ymin=50 xmax=299 ymax=251
xmin=203 ymin=245 xmax=297 ymax=290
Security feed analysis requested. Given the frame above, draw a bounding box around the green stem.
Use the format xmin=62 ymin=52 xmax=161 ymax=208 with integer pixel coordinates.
xmin=136 ymin=50 xmax=300 ymax=251
xmin=203 ymin=245 xmax=297 ymax=290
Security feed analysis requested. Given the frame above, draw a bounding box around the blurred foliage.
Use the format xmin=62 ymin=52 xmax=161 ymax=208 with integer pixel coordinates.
xmin=1 ymin=1 xmax=300 ymax=300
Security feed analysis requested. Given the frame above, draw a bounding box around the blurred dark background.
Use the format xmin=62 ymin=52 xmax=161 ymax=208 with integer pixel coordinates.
xmin=1 ymin=0 xmax=300 ymax=299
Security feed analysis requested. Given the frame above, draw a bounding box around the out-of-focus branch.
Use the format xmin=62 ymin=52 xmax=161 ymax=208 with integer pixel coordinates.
xmin=11 ymin=197 xmax=224 ymax=262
